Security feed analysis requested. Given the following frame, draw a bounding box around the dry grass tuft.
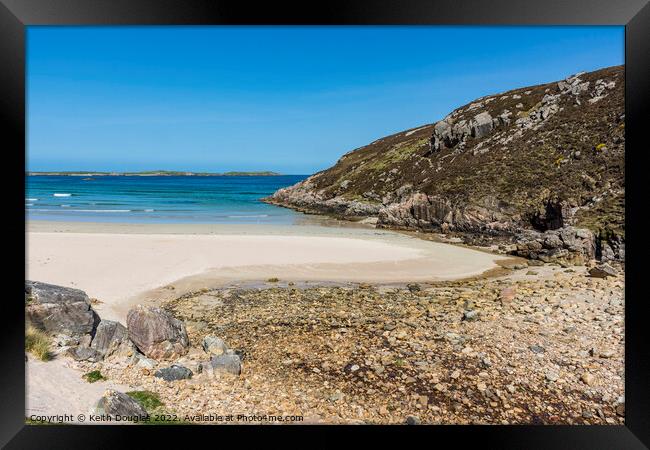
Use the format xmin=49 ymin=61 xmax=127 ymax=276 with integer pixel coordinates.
xmin=25 ymin=326 xmax=52 ymax=361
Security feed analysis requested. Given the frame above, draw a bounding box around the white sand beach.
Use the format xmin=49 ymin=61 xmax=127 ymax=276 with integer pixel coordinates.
xmin=26 ymin=357 xmax=132 ymax=423
xmin=26 ymin=221 xmax=507 ymax=322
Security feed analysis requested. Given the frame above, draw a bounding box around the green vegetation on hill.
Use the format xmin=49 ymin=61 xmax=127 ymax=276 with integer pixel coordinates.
xmin=270 ymin=65 xmax=624 ymax=243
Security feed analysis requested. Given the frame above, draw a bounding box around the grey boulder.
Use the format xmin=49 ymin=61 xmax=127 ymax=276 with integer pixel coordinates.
xmin=406 ymin=415 xmax=421 ymax=425
xmin=202 ymin=336 xmax=228 ymax=356
xmin=91 ymin=320 xmax=134 ymax=360
xmin=589 ymin=263 xmax=618 ymax=278
xmin=126 ymin=305 xmax=189 ymax=360
xmin=94 ymin=390 xmax=148 ymax=419
xmin=204 ymin=353 xmax=242 ymax=376
xmin=25 ymin=281 xmax=99 ymax=338
xmin=471 ymin=111 xmax=493 ymax=139
xmin=514 ymin=227 xmax=596 ymax=263
xmin=66 ymin=346 xmax=103 ymax=362
xmin=154 ymin=364 xmax=193 ymax=381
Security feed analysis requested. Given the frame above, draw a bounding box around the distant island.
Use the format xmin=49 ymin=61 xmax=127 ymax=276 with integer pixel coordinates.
xmin=27 ymin=170 xmax=282 ymax=177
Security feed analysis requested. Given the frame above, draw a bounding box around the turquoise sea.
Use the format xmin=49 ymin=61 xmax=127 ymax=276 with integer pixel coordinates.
xmin=25 ymin=175 xmax=308 ymax=224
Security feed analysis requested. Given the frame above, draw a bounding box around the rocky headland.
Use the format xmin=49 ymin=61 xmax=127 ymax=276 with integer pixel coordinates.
xmin=264 ymin=65 xmax=625 ymax=266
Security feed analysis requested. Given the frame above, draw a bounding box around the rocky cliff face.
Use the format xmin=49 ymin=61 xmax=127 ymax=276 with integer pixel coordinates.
xmin=265 ymin=66 xmax=625 ymax=263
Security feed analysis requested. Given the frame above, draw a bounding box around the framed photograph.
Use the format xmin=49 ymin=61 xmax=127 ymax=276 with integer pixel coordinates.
xmin=2 ymin=0 xmax=648 ymax=447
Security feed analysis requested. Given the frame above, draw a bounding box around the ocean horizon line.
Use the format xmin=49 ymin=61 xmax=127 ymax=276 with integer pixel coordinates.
xmin=26 ymin=170 xmax=312 ymax=177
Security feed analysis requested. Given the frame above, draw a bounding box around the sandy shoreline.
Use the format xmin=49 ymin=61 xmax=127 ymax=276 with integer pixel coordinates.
xmin=24 ymin=221 xmax=625 ymax=425
xmin=26 ymin=221 xmax=506 ymax=322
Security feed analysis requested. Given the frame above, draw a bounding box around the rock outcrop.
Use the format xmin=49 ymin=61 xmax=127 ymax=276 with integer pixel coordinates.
xmin=268 ymin=178 xmax=381 ymax=219
xmin=25 ymin=281 xmax=99 ymax=339
xmin=265 ymin=65 xmax=625 ymax=263
xmin=512 ymin=227 xmax=596 ymax=264
xmin=377 ymin=193 xmax=519 ymax=234
xmin=127 ymin=305 xmax=189 ymax=360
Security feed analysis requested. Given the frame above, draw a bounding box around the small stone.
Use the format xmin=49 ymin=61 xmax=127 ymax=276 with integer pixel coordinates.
xmin=615 ymin=397 xmax=625 ymax=416
xmin=394 ymin=330 xmax=408 ymax=340
xmin=329 ymin=391 xmax=344 ymax=402
xmin=202 ymin=336 xmax=228 ymax=356
xmin=599 ymin=349 xmax=616 ymax=359
xmin=581 ymin=372 xmax=595 ymax=386
xmin=499 ymin=287 xmax=517 ymax=303
xmin=405 ymin=415 xmax=421 ymax=425
xmin=529 ymin=344 xmax=546 ymax=354
xmin=545 ymin=369 xmax=559 ymax=382
xmin=463 ymin=310 xmax=479 ymax=322
xmin=407 ymin=283 xmax=421 ymax=293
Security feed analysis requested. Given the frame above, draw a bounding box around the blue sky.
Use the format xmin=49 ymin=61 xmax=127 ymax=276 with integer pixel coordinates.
xmin=27 ymin=26 xmax=624 ymax=174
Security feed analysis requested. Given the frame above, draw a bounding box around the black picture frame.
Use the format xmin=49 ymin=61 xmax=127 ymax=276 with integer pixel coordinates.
xmin=2 ymin=0 xmax=648 ymax=447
